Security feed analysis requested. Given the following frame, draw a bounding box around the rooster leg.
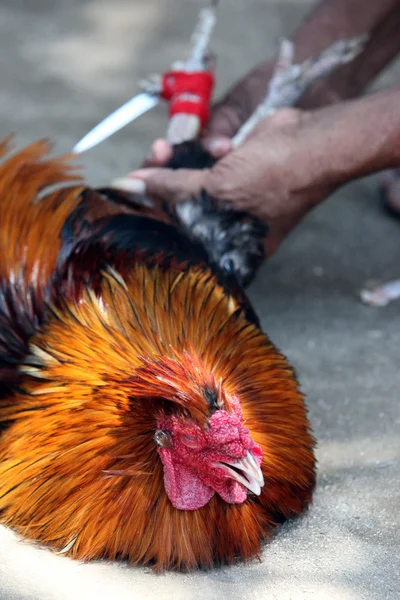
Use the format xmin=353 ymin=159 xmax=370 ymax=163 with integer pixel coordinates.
xmin=360 ymin=279 xmax=400 ymax=307
xmin=232 ymin=35 xmax=366 ymax=148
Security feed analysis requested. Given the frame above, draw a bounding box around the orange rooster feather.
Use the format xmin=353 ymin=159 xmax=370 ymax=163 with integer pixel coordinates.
xmin=0 ymin=139 xmax=315 ymax=570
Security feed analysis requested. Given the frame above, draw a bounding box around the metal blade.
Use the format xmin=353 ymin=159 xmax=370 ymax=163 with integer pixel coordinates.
xmin=72 ymin=92 xmax=159 ymax=153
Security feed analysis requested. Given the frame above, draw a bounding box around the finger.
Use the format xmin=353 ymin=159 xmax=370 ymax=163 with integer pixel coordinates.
xmin=152 ymin=139 xmax=174 ymax=164
xmin=202 ymin=135 xmax=232 ymax=158
xmin=112 ymin=167 xmax=214 ymax=203
xmin=203 ymin=103 xmax=242 ymax=139
xmin=142 ymin=138 xmax=174 ymax=167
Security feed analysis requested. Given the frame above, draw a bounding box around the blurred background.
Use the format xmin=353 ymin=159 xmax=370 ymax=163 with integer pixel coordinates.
xmin=0 ymin=1 xmax=399 ymax=599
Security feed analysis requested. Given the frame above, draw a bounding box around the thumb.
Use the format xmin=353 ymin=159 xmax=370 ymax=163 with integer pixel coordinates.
xmin=204 ymin=103 xmax=242 ymax=139
xmin=112 ymin=167 xmax=218 ymax=204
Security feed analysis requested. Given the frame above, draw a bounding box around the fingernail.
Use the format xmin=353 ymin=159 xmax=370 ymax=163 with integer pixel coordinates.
xmin=128 ymin=169 xmax=151 ymax=178
xmin=147 ymin=141 xmax=159 ymax=163
xmin=111 ymin=177 xmax=147 ymax=194
xmin=204 ymin=137 xmax=232 ymax=158
xmin=152 ymin=139 xmax=172 ymax=164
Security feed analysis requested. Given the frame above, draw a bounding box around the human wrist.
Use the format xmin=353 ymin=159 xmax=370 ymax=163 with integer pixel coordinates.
xmin=297 ymin=86 xmax=400 ymax=199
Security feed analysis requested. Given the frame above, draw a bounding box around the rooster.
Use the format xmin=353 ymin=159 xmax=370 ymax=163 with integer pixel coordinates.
xmin=0 ymin=136 xmax=315 ymax=570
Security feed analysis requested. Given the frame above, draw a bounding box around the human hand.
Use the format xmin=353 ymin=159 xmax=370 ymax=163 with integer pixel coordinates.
xmin=116 ymin=108 xmax=334 ymax=256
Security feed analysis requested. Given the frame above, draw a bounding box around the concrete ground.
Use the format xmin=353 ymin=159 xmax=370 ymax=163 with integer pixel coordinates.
xmin=0 ymin=1 xmax=399 ymax=599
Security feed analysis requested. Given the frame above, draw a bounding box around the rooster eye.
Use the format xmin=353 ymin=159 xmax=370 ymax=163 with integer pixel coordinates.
xmin=154 ymin=430 xmax=172 ymax=448
xmin=181 ymin=433 xmax=200 ymax=449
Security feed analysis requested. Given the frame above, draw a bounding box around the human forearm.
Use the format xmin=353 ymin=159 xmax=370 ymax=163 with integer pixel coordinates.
xmin=292 ymin=0 xmax=400 ymax=63
xmin=294 ymin=0 xmax=400 ymax=104
xmin=299 ymin=84 xmax=400 ymax=197
xmin=221 ymin=0 xmax=400 ymax=120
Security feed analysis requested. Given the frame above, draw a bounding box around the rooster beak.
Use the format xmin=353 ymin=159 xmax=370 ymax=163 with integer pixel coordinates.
xmin=212 ymin=451 xmax=264 ymax=495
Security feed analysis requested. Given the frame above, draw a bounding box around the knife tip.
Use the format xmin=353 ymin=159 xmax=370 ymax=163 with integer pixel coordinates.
xmin=71 ymin=141 xmax=88 ymax=154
